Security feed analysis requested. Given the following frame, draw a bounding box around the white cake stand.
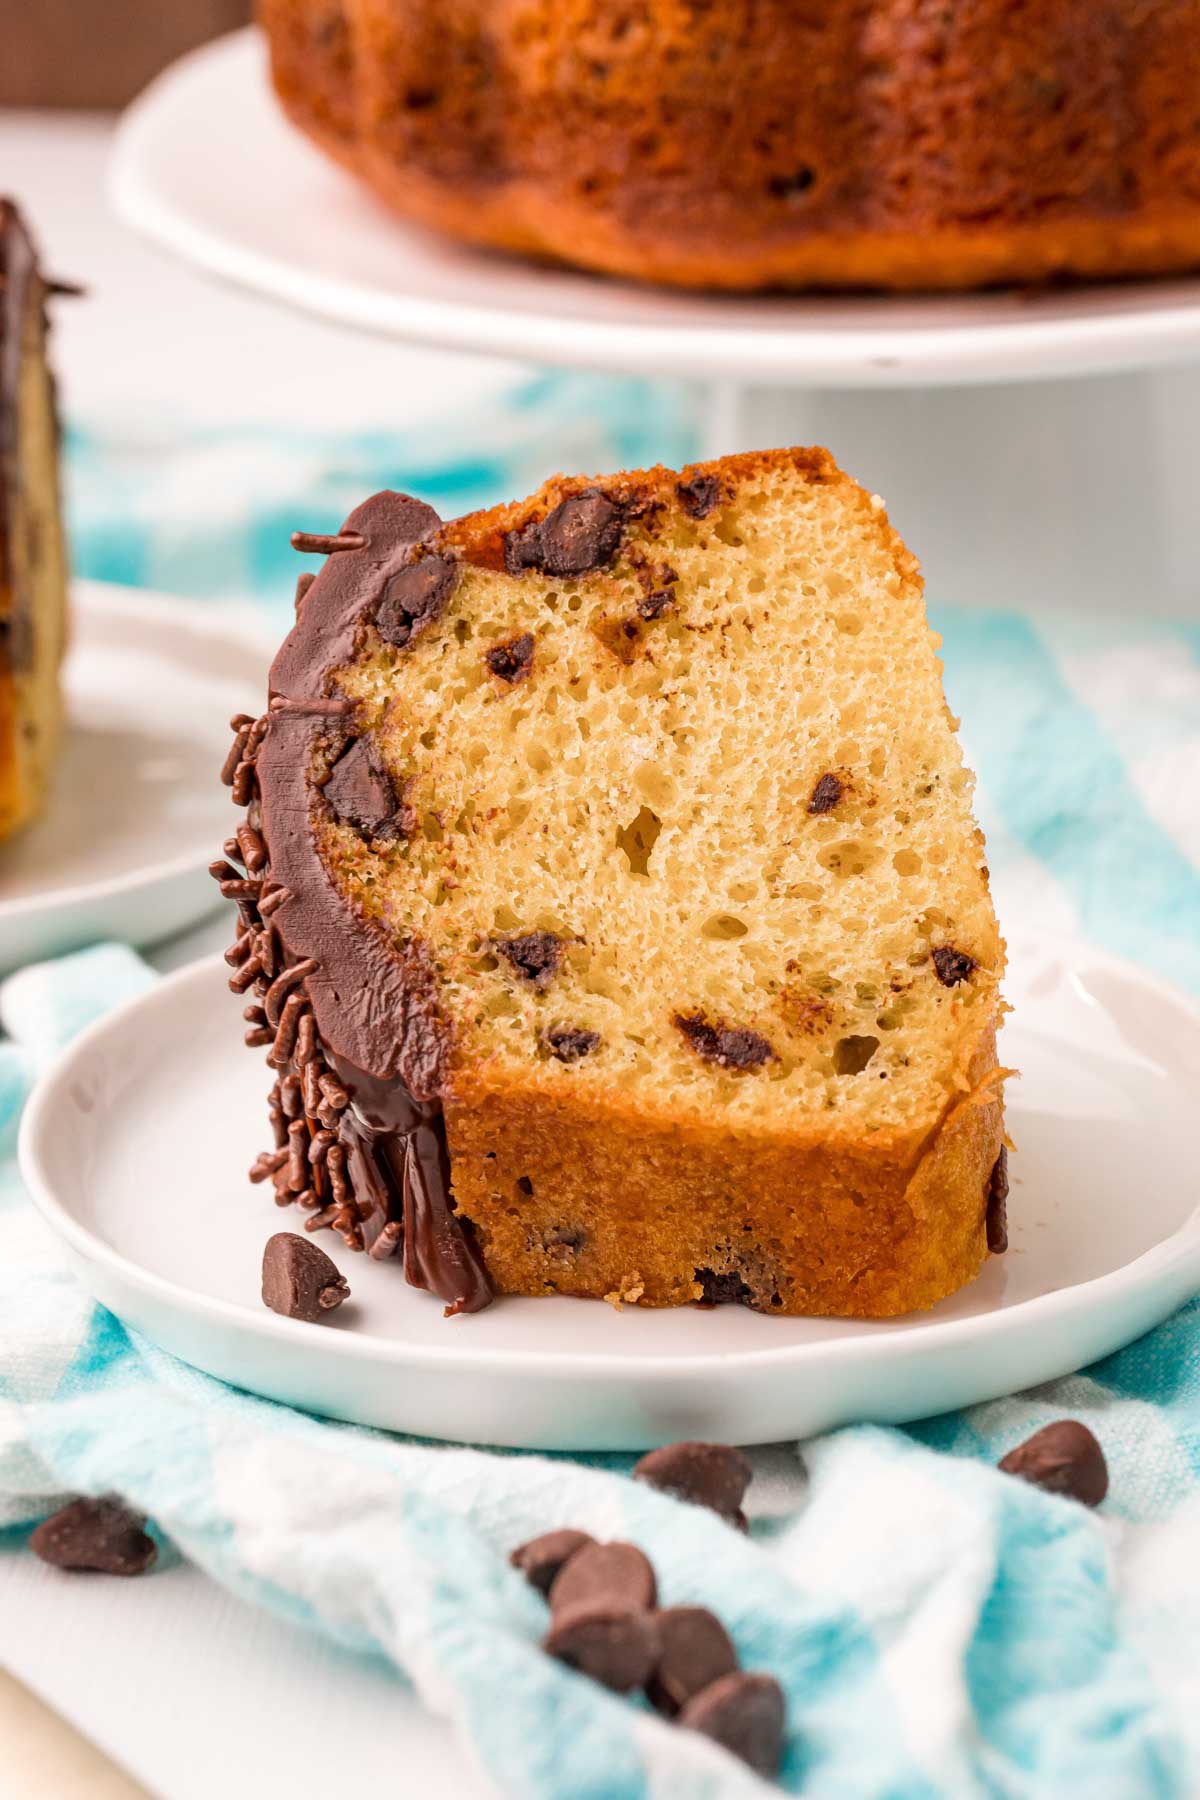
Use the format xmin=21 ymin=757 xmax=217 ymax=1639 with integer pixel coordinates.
xmin=110 ymin=28 xmax=1200 ymax=617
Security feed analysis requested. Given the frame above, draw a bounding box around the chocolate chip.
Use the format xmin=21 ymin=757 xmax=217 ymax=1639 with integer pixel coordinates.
xmin=768 ymin=165 xmax=816 ymax=200
xmin=510 ymin=1528 xmax=596 ymax=1594
xmin=324 ymin=739 xmax=408 ymax=838
xmin=998 ymin=1421 xmax=1108 ymax=1507
xmin=676 ymin=474 xmax=723 ymax=520
xmin=679 ymin=1671 xmax=786 ymax=1777
xmin=375 ymin=552 xmax=457 ymax=647
xmin=932 ymin=945 xmax=976 ymax=987
xmin=505 ymin=491 xmax=624 ymax=577
xmin=647 ymin=1607 xmax=738 ymax=1716
xmin=674 ymin=1013 xmax=775 ymax=1070
xmin=638 ymin=589 xmax=674 ymax=620
xmin=694 ymin=1267 xmax=754 ymax=1306
xmin=987 ymin=1145 xmax=1009 ymax=1254
xmin=634 ymin=1442 xmax=752 ymax=1520
xmin=539 ymin=1223 xmax=587 ymax=1260
xmin=549 ymin=1540 xmax=657 ymax=1616
xmin=807 ymin=772 xmax=843 ymax=814
xmin=262 ymin=1231 xmax=350 ymax=1322
xmin=545 ymin=1601 xmax=660 ymax=1693
xmin=485 ymin=632 xmax=535 ymax=683
xmin=546 ymin=1026 xmax=601 ymax=1062
xmin=30 ymin=1497 xmax=157 ymax=1576
xmin=495 ymin=931 xmax=562 ymax=988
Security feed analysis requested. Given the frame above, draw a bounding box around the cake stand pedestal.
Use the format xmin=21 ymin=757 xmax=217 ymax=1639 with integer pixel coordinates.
xmin=110 ymin=27 xmax=1200 ymax=618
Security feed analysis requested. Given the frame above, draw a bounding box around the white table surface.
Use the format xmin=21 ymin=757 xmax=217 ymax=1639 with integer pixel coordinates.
xmin=0 ymin=108 xmax=501 ymax=1800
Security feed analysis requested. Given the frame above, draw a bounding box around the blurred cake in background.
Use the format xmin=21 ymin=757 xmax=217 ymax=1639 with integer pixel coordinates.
xmin=260 ymin=0 xmax=1200 ymax=292
xmin=0 ymin=201 xmax=69 ymax=842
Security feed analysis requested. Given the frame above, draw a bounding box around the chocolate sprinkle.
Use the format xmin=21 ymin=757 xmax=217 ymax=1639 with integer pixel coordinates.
xmin=987 ymin=1145 xmax=1009 ymax=1253
xmin=676 ymin=474 xmax=723 ymax=520
xmin=504 ymin=490 xmax=624 ymax=577
xmin=932 ymin=945 xmax=976 ymax=987
xmin=290 ymin=529 xmax=366 ymax=555
xmin=807 ymin=772 xmax=843 ymax=814
xmin=485 ymin=632 xmax=535 ymax=683
xmin=30 ymin=1497 xmax=157 ymax=1577
xmin=495 ymin=931 xmax=563 ymax=988
xmin=674 ymin=1012 xmax=775 ymax=1070
xmin=375 ymin=553 xmax=457 ymax=648
xmin=998 ymin=1421 xmax=1108 ymax=1507
xmin=545 ymin=1026 xmax=601 ymax=1062
xmin=261 ymin=1231 xmax=350 ymax=1321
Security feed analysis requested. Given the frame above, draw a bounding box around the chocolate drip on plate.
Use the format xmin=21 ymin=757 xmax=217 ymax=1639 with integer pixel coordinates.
xmin=403 ymin=1122 xmax=492 ymax=1316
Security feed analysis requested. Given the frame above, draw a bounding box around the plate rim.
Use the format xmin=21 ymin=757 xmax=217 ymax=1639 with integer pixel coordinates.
xmin=18 ymin=938 xmax=1200 ymax=1381
xmin=0 ymin=582 xmax=272 ymax=924
xmin=109 ymin=29 xmax=1200 ymax=391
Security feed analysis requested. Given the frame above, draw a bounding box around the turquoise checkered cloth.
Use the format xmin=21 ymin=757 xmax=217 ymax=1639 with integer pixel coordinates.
xmin=2 ymin=375 xmax=1198 ymax=1795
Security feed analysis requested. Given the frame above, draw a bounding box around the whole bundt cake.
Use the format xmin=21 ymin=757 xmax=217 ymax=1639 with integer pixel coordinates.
xmin=260 ymin=0 xmax=1200 ymax=291
xmin=215 ymin=448 xmax=1010 ymax=1321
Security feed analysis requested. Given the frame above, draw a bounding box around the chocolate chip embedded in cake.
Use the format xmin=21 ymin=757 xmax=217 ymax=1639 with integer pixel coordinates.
xmin=986 ymin=1145 xmax=1010 ymax=1253
xmin=932 ymin=944 xmax=976 ymax=987
xmin=505 ymin=490 xmax=625 ymax=577
xmin=375 ymin=553 xmax=457 ymax=647
xmin=494 ymin=931 xmax=563 ymax=988
xmin=807 ymin=772 xmax=843 ymax=815
xmin=544 ymin=1025 xmax=600 ymax=1062
xmin=674 ymin=1013 xmax=775 ymax=1071
xmin=323 ymin=739 xmax=412 ymax=839
xmin=485 ymin=632 xmax=535 ymax=683
xmin=676 ymin=474 xmax=723 ymax=519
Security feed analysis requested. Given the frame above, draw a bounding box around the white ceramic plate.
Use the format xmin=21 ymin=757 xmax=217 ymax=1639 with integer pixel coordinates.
xmin=19 ymin=929 xmax=1200 ymax=1450
xmin=110 ymin=30 xmax=1200 ymax=390
xmin=0 ymin=583 xmax=269 ymax=971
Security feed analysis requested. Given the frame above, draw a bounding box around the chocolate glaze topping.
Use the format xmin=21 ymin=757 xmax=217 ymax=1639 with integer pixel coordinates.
xmin=222 ymin=490 xmax=495 ymax=1315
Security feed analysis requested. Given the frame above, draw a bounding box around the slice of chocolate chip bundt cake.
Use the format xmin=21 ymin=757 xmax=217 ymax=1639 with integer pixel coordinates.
xmin=216 ymin=448 xmax=1010 ymax=1319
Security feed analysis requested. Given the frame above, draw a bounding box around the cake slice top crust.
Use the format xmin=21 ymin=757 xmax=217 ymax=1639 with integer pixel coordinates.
xmin=261 ymin=448 xmax=1003 ymax=1150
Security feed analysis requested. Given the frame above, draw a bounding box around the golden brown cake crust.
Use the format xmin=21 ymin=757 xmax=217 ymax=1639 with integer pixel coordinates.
xmin=446 ymin=1034 xmax=1004 ymax=1318
xmin=259 ymin=0 xmax=1200 ymax=290
xmin=226 ymin=447 xmax=1009 ymax=1320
